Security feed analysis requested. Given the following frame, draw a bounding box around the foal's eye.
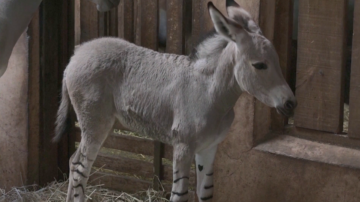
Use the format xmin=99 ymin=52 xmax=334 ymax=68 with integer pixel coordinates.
xmin=252 ymin=63 xmax=267 ymax=70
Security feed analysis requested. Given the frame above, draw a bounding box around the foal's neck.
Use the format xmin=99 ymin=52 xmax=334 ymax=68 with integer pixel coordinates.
xmin=191 ymin=34 xmax=242 ymax=112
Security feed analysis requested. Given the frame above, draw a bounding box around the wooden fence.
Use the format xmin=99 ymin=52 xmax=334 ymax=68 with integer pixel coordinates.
xmin=24 ymin=0 xmax=360 ymax=196
xmin=280 ymin=0 xmax=360 ymax=150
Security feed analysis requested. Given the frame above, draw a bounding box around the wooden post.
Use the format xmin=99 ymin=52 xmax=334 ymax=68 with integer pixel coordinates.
xmin=191 ymin=0 xmax=212 ymax=51
xmin=40 ymin=0 xmax=68 ymax=184
xmin=259 ymin=0 xmax=294 ymax=132
xmin=139 ymin=0 xmax=159 ymax=50
xmin=118 ymin=0 xmax=134 ymax=42
xmin=27 ymin=10 xmax=41 ymax=185
xmin=349 ymin=0 xmax=360 ymax=138
xmin=80 ymin=0 xmax=99 ymax=42
xmin=153 ymin=141 xmax=164 ymax=190
xmin=38 ymin=0 xmax=60 ymax=184
xmin=108 ymin=7 xmax=118 ymax=36
xmin=27 ymin=0 xmax=75 ymax=185
xmin=294 ymin=0 xmax=347 ymax=133
xmin=133 ymin=0 xmax=162 ymax=189
xmin=98 ymin=11 xmax=107 ymax=37
xmin=57 ymin=0 xmax=76 ymax=178
xmin=271 ymin=0 xmax=294 ymax=130
xmin=166 ymin=0 xmax=185 ymax=54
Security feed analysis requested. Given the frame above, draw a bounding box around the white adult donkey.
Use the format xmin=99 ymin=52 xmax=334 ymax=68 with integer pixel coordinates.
xmin=54 ymin=1 xmax=297 ymax=202
xmin=0 ymin=0 xmax=120 ymax=77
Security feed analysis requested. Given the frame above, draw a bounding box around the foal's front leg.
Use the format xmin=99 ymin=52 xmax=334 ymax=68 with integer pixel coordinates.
xmin=195 ymin=145 xmax=218 ymax=202
xmin=170 ymin=143 xmax=195 ymax=202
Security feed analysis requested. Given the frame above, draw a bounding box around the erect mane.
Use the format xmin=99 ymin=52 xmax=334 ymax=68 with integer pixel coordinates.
xmin=189 ymin=29 xmax=229 ymax=61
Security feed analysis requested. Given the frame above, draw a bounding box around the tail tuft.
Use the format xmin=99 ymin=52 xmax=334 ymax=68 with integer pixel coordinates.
xmin=53 ymin=80 xmax=70 ymax=143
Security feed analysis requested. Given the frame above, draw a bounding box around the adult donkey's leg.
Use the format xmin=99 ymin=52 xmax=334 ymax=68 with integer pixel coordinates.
xmin=66 ymin=99 xmax=115 ymax=202
xmin=170 ymin=143 xmax=194 ymax=202
xmin=195 ymin=145 xmax=218 ymax=202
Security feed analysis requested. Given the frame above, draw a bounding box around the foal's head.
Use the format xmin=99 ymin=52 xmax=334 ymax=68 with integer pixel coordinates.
xmin=208 ymin=0 xmax=297 ymax=117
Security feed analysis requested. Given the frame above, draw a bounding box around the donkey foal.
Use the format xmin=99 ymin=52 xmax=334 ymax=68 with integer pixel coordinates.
xmin=54 ymin=1 xmax=297 ymax=201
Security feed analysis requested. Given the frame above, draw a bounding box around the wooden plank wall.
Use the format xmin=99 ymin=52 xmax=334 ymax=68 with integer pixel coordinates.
xmin=80 ymin=0 xmax=99 ymax=41
xmin=24 ymin=0 xmax=360 ymax=196
xmin=27 ymin=0 xmax=75 ymax=185
xmin=38 ymin=0 xmax=62 ymax=184
xmin=118 ymin=0 xmax=134 ymax=42
xmin=166 ymin=0 xmax=185 ymax=54
xmin=58 ymin=0 xmax=76 ymax=180
xmin=27 ymin=10 xmax=41 ymax=185
xmin=349 ymin=0 xmax=360 ymax=138
xmin=294 ymin=0 xmax=347 ymax=133
xmin=260 ymin=0 xmax=294 ymax=132
xmin=133 ymin=0 xmax=164 ymax=190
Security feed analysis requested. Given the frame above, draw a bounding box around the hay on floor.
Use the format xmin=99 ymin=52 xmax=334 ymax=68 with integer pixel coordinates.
xmin=0 ymin=174 xmax=169 ymax=202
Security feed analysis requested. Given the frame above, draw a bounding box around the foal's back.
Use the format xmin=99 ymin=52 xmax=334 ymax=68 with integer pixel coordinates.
xmin=65 ymin=37 xmax=195 ymax=142
xmin=66 ymin=37 xmax=190 ymax=87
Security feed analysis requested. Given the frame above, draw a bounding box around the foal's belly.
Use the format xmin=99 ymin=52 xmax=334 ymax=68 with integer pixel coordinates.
xmin=114 ymin=112 xmax=174 ymax=145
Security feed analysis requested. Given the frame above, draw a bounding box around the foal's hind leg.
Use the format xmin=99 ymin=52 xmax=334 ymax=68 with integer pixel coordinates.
xmin=66 ymin=123 xmax=114 ymax=202
xmin=195 ymin=145 xmax=218 ymax=202
xmin=66 ymin=104 xmax=115 ymax=202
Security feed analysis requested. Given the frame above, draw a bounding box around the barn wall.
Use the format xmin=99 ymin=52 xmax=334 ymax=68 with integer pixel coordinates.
xmin=214 ymin=144 xmax=360 ymax=202
xmin=0 ymin=32 xmax=29 ymax=190
xmin=213 ymin=0 xmax=360 ymax=201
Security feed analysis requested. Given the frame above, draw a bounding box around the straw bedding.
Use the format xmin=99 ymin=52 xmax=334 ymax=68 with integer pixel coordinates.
xmin=0 ymin=174 xmax=169 ymax=202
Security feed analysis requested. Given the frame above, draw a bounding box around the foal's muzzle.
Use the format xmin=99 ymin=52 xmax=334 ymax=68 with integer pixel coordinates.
xmin=276 ymin=99 xmax=297 ymax=117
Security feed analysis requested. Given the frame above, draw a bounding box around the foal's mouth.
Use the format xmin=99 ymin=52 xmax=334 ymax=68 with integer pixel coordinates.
xmin=276 ymin=107 xmax=294 ymax=117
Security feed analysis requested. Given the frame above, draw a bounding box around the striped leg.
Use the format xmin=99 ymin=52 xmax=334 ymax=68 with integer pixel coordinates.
xmin=66 ymin=116 xmax=114 ymax=201
xmin=195 ymin=145 xmax=218 ymax=202
xmin=66 ymin=139 xmax=103 ymax=202
xmin=170 ymin=143 xmax=194 ymax=202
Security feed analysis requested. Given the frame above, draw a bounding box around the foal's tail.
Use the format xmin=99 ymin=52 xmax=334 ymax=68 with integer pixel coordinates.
xmin=53 ymin=78 xmax=71 ymax=142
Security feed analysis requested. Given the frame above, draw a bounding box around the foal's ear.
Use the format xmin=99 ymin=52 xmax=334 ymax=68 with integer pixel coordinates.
xmin=225 ymin=0 xmax=262 ymax=34
xmin=208 ymin=2 xmax=242 ymax=41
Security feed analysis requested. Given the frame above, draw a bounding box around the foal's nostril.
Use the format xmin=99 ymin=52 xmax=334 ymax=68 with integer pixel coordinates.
xmin=284 ymin=100 xmax=295 ymax=110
